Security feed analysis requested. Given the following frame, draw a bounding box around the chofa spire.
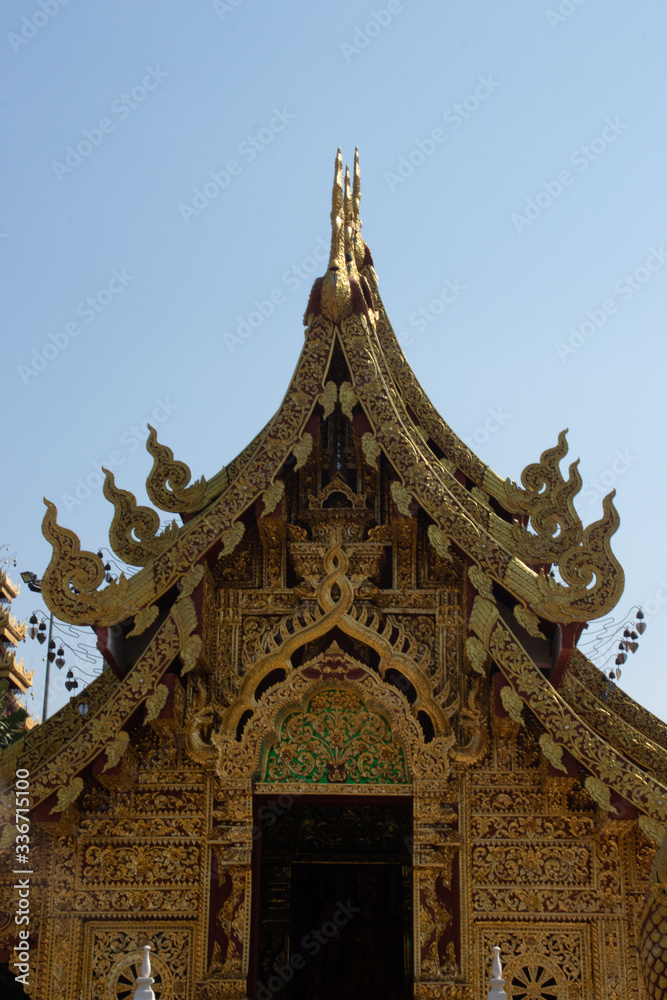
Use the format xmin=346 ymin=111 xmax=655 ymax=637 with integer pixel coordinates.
xmin=320 ymin=148 xmax=351 ymax=322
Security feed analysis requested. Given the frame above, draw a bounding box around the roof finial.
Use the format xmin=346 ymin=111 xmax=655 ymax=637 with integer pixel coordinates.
xmin=353 ymin=146 xmax=361 ymax=215
xmin=343 ymin=164 xmax=358 ymax=279
xmin=321 ymin=148 xmax=353 ymax=322
xmin=328 ymin=147 xmax=344 ymax=269
xmin=352 ymin=146 xmax=365 ymax=270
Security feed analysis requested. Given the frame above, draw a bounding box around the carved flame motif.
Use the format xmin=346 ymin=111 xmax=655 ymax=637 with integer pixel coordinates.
xmin=505 ymin=430 xmax=584 ymax=558
xmin=501 ymin=430 xmax=624 ymax=618
xmin=103 ymin=468 xmax=179 ymax=567
xmin=145 ymin=424 xmax=207 ymax=513
xmin=40 ymin=500 xmax=131 ymax=625
xmin=264 ymin=688 xmax=407 ymax=784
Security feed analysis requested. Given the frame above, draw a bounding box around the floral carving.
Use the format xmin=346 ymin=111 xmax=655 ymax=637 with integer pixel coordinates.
xmin=265 ymin=688 xmax=407 ymax=784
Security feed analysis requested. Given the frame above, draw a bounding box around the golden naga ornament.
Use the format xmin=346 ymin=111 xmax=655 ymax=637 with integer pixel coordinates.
xmin=103 ymin=468 xmax=179 ymax=567
xmin=145 ymin=423 xmax=207 ymax=513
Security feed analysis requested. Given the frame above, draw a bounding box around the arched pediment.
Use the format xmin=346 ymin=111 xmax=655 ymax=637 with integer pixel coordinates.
xmin=209 ymin=646 xmax=454 ymax=786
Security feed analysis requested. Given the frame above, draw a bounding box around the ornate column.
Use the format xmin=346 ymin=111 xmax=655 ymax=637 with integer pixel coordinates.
xmin=194 ymin=779 xmax=253 ymax=1000
xmin=413 ymin=781 xmax=473 ymax=1000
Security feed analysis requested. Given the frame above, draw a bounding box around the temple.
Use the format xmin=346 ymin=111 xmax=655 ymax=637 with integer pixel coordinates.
xmin=2 ymin=149 xmax=667 ymax=999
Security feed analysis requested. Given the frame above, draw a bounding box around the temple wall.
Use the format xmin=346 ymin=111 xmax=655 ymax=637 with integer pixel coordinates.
xmin=5 ymin=710 xmax=654 ymax=1000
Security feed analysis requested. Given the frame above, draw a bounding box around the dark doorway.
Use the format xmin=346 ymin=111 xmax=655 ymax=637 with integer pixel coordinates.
xmin=289 ymin=862 xmax=406 ymax=1000
xmin=251 ymin=798 xmax=412 ymax=1000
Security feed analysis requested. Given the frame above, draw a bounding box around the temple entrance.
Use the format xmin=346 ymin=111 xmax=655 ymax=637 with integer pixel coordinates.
xmin=250 ymin=797 xmax=412 ymax=1000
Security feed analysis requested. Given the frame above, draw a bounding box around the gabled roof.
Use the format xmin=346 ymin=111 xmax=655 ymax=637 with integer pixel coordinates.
xmin=3 ymin=150 xmax=664 ymax=846
xmin=40 ymin=149 xmax=623 ymax=632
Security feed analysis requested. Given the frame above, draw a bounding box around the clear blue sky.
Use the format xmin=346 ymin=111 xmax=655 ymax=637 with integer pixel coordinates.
xmin=2 ymin=0 xmax=667 ymax=720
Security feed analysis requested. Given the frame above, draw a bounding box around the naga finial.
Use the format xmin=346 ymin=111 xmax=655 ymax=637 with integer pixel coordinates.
xmin=343 ymin=164 xmax=360 ymax=284
xmin=352 ymin=146 xmax=365 ymax=271
xmin=321 ymin=148 xmax=353 ymax=323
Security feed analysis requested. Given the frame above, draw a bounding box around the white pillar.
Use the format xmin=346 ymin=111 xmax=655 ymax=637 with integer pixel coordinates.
xmin=133 ymin=945 xmax=156 ymax=1000
xmin=487 ymin=945 xmax=507 ymax=1000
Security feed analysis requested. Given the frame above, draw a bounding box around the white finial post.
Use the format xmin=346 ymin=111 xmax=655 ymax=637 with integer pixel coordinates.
xmin=487 ymin=945 xmax=507 ymax=1000
xmin=133 ymin=945 xmax=156 ymax=1000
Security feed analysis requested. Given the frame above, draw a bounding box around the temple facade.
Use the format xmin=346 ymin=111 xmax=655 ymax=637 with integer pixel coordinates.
xmin=2 ymin=150 xmax=667 ymax=1000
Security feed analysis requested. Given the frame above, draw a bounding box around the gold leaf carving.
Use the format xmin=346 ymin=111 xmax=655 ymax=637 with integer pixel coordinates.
xmin=339 ymin=381 xmax=357 ymax=420
xmin=471 ymin=486 xmax=491 ymax=508
xmin=639 ymin=813 xmax=666 ymax=846
xmin=218 ymin=523 xmax=245 ymax=559
xmin=514 ymin=604 xmax=543 ymax=638
xmin=361 ymin=432 xmax=381 ymax=470
xmin=102 ymin=731 xmax=130 ymax=771
xmin=465 ymin=636 xmax=488 ymax=675
xmin=427 ymin=525 xmax=452 ymax=562
xmin=126 ymin=604 xmax=159 ymax=638
xmin=145 ymin=424 xmax=207 ymax=513
xmin=390 ymin=481 xmax=413 ymax=517
xmin=144 ymin=684 xmax=169 ymax=725
xmin=181 ymin=635 xmax=203 ymax=676
xmin=52 ymin=776 xmax=84 ymax=813
xmin=103 ymin=468 xmax=179 ymax=567
xmin=0 ymin=824 xmax=15 ymax=851
xmin=261 ymin=480 xmax=285 ymax=516
xmin=41 ymin=500 xmax=130 ymax=626
xmin=468 ymin=564 xmax=493 ymax=598
xmin=539 ymin=733 xmax=569 ymax=773
xmin=293 ymin=433 xmax=313 ymax=470
xmin=584 ymin=775 xmax=617 ymax=813
xmin=320 ymin=381 xmax=338 ymax=420
xmin=172 ymin=595 xmax=197 ymax=642
xmin=179 ymin=563 xmax=205 ymax=599
xmin=500 ymin=684 xmax=524 ymax=725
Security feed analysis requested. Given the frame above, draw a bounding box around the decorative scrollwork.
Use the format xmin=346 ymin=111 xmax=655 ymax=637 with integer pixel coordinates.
xmin=41 ymin=500 xmax=131 ymax=626
xmin=505 ymin=430 xmax=584 ymax=559
xmin=145 ymin=424 xmax=207 ymax=513
xmin=264 ymin=688 xmax=407 ymax=784
xmin=103 ymin=469 xmax=179 ymax=567
xmin=225 ymin=530 xmax=448 ymax=738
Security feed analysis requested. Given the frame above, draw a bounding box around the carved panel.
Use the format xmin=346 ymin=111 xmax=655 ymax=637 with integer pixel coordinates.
xmin=81 ymin=924 xmax=192 ymax=1000
xmin=264 ymin=688 xmax=407 ymax=784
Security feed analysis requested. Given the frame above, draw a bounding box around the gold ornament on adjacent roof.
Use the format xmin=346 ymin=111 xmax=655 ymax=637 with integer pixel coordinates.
xmin=320 ymin=149 xmax=353 ymax=324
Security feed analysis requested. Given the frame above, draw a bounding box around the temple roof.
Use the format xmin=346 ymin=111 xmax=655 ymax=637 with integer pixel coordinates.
xmin=40 ymin=149 xmax=623 ymax=633
xmin=2 ymin=150 xmax=664 ymax=847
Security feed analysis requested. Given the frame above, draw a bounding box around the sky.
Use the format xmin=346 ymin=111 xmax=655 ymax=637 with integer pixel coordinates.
xmin=2 ymin=0 xmax=667 ymax=721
